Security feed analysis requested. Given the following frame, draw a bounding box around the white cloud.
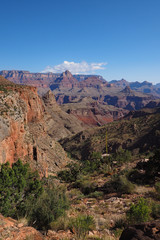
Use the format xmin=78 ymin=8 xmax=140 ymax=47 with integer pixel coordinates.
xmin=42 ymin=61 xmax=107 ymax=74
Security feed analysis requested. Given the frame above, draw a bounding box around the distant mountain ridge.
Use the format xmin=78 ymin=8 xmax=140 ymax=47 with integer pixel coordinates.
xmin=0 ymin=70 xmax=160 ymax=116
xmin=109 ymin=78 xmax=160 ymax=97
xmin=0 ymin=70 xmax=106 ymax=86
xmin=0 ymin=70 xmax=160 ymax=95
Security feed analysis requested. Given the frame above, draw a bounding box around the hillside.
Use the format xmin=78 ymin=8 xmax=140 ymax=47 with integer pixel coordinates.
xmin=60 ymin=107 xmax=160 ymax=160
xmin=42 ymin=90 xmax=87 ymax=140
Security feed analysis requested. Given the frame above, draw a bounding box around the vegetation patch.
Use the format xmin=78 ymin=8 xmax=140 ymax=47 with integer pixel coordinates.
xmin=0 ymin=160 xmax=69 ymax=231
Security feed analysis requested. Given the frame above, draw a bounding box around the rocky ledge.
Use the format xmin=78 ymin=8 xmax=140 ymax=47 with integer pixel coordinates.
xmin=0 ymin=214 xmax=44 ymax=240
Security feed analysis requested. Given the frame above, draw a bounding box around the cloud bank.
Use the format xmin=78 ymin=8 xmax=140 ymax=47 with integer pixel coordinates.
xmin=42 ymin=61 xmax=107 ymax=74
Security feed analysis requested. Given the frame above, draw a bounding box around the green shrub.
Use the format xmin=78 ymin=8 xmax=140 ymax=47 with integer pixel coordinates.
xmin=102 ymin=164 xmax=113 ymax=176
xmin=0 ymin=160 xmax=69 ymax=231
xmin=29 ymin=185 xmax=69 ymax=230
xmin=110 ymin=148 xmax=132 ymax=165
xmin=151 ymin=202 xmax=160 ymax=219
xmin=87 ymin=191 xmax=103 ymax=199
xmin=91 ymin=152 xmax=102 ymax=161
xmin=127 ymin=198 xmax=151 ymax=224
xmin=82 ymin=159 xmax=101 ymax=175
xmin=74 ymin=177 xmax=97 ymax=195
xmin=155 ymin=182 xmax=160 ymax=195
xmin=111 ymin=175 xmax=135 ymax=194
xmin=69 ymin=215 xmax=95 ymax=240
xmin=113 ymin=217 xmax=127 ymax=229
xmin=68 ymin=189 xmax=85 ymax=200
xmin=50 ymin=216 xmax=69 ymax=231
xmin=0 ymin=160 xmax=43 ymax=218
xmin=113 ymin=228 xmax=124 ymax=238
xmin=58 ymin=163 xmax=80 ymax=182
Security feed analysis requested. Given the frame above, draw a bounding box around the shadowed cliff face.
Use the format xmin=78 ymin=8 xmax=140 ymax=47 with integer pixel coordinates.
xmin=0 ymin=76 xmax=68 ymax=176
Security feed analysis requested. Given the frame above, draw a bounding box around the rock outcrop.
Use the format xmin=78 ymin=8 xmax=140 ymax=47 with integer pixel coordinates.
xmin=0 ymin=214 xmax=44 ymax=240
xmin=119 ymin=221 xmax=160 ymax=240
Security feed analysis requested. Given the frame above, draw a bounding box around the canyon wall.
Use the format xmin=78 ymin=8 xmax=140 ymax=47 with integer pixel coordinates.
xmin=0 ymin=76 xmax=68 ymax=176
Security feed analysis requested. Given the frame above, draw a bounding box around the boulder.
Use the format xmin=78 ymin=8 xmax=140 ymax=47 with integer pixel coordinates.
xmin=119 ymin=221 xmax=160 ymax=240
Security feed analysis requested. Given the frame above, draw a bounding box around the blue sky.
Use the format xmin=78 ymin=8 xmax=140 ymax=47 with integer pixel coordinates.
xmin=0 ymin=0 xmax=160 ymax=83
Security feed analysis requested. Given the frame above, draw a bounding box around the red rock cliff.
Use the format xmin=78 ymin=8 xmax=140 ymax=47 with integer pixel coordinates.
xmin=0 ymin=76 xmax=68 ymax=175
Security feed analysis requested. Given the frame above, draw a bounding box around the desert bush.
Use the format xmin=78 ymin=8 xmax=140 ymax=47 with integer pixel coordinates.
xmin=110 ymin=175 xmax=135 ymax=195
xmin=74 ymin=177 xmax=97 ymax=195
xmin=50 ymin=215 xmax=69 ymax=231
xmin=127 ymin=198 xmax=151 ymax=224
xmin=87 ymin=191 xmax=103 ymax=199
xmin=90 ymin=152 xmax=102 ymax=161
xmin=155 ymin=182 xmax=160 ymax=195
xmin=113 ymin=217 xmax=127 ymax=229
xmin=69 ymin=214 xmax=95 ymax=240
xmin=68 ymin=189 xmax=85 ymax=200
xmin=58 ymin=162 xmax=80 ymax=182
xmin=102 ymin=164 xmax=113 ymax=176
xmin=29 ymin=185 xmax=69 ymax=230
xmin=110 ymin=148 xmax=132 ymax=165
xmin=151 ymin=202 xmax=160 ymax=219
xmin=82 ymin=159 xmax=101 ymax=175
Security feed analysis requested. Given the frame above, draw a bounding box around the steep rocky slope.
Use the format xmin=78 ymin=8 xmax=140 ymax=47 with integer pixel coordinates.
xmin=0 ymin=76 xmax=69 ymax=175
xmin=42 ymin=90 xmax=86 ymax=140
